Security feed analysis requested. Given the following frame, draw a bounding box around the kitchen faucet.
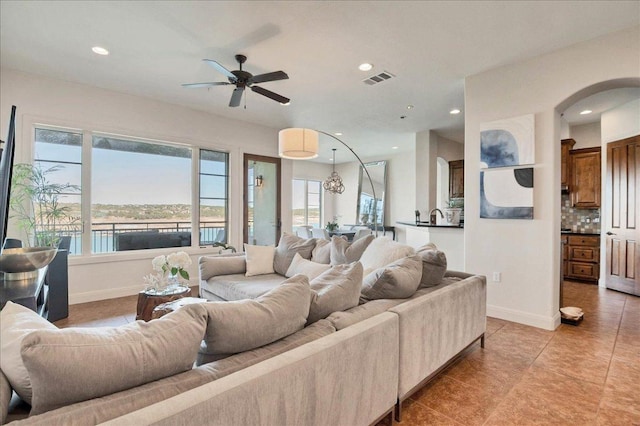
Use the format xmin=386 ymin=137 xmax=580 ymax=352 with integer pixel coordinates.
xmin=429 ymin=208 xmax=444 ymax=225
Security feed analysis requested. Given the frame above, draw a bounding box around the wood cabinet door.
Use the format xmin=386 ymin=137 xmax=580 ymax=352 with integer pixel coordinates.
xmin=571 ymin=147 xmax=601 ymax=208
xmin=605 ymin=136 xmax=639 ymax=296
xmin=561 ymin=139 xmax=576 ymax=189
xmin=449 ymin=160 xmax=464 ymax=199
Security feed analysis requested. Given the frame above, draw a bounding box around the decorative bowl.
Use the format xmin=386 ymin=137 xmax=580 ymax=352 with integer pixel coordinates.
xmin=0 ymin=247 xmax=58 ymax=276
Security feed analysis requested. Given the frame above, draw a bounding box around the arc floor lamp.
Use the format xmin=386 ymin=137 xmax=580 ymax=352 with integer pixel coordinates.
xmin=278 ymin=128 xmax=379 ymax=236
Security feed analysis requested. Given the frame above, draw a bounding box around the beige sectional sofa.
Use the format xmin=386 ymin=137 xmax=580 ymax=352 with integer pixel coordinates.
xmin=2 ymin=236 xmax=486 ymax=425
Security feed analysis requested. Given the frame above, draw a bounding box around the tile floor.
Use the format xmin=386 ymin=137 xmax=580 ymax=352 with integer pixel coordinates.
xmin=55 ymin=282 xmax=639 ymax=425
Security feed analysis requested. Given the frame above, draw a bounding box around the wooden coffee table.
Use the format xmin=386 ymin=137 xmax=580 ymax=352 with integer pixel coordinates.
xmin=136 ymin=285 xmax=191 ymax=321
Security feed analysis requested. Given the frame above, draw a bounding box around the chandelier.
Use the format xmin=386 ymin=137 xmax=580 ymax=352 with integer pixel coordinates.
xmin=323 ymin=149 xmax=345 ymax=194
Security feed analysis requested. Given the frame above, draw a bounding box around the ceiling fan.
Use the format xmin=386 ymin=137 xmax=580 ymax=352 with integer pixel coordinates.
xmin=182 ymin=54 xmax=290 ymax=107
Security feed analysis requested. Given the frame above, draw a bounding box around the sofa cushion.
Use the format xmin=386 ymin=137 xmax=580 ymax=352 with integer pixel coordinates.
xmin=199 ymin=253 xmax=246 ymax=281
xmin=311 ymin=238 xmax=331 ymax=264
xmin=0 ymin=301 xmax=57 ymax=405
xmin=416 ymin=243 xmax=448 ymax=288
xmin=307 ymin=262 xmax=363 ymax=325
xmin=200 ymin=275 xmax=311 ymax=360
xmin=21 ymin=304 xmax=208 ymax=415
xmin=329 ymin=234 xmax=374 ymax=266
xmin=326 ymin=298 xmax=405 ymax=330
xmin=0 ymin=369 xmax=11 ymax=425
xmin=359 ymin=236 xmax=415 ymax=276
xmin=273 ymin=233 xmax=316 ymax=275
xmin=285 ymin=253 xmax=331 ymax=281
xmin=202 ymin=273 xmax=284 ymax=301
xmin=244 ymin=244 xmax=276 ymax=276
xmin=361 ymin=254 xmax=422 ymax=301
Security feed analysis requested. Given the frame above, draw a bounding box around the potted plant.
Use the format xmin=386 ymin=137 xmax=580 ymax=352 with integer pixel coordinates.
xmin=9 ymin=163 xmax=80 ymax=248
xmin=325 ymin=217 xmax=339 ymax=232
xmin=443 ymin=199 xmax=464 ymax=226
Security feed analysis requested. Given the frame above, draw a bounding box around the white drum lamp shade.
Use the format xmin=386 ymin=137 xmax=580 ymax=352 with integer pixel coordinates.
xmin=278 ymin=128 xmax=319 ymax=159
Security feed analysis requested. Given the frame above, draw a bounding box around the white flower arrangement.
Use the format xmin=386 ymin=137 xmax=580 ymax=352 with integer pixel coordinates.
xmin=143 ymin=251 xmax=192 ymax=291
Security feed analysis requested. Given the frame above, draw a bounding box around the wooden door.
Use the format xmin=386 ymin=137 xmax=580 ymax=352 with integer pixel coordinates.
xmin=448 ymin=160 xmax=464 ymax=199
xmin=243 ymin=154 xmax=281 ymax=246
xmin=605 ymin=136 xmax=639 ymax=295
xmin=571 ymin=147 xmax=601 ymax=208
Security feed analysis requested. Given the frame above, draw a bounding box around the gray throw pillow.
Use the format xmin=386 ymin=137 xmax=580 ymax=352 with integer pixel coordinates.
xmin=417 ymin=244 xmax=447 ymax=288
xmin=307 ymin=262 xmax=363 ymax=325
xmin=311 ymin=238 xmax=331 ymax=264
xmin=273 ymin=233 xmax=316 ymax=275
xmin=330 ymin=234 xmax=374 ymax=266
xmin=361 ymin=254 xmax=422 ymax=301
xmin=200 ymin=275 xmax=311 ymax=359
xmin=21 ymin=304 xmax=208 ymax=415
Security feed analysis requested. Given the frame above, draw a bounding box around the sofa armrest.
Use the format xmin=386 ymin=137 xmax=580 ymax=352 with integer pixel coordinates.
xmin=443 ymin=270 xmax=474 ymax=280
xmin=389 ymin=274 xmax=486 ymax=400
xmin=198 ymin=253 xmax=246 ymax=281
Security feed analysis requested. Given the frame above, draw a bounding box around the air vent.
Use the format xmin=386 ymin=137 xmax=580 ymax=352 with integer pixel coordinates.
xmin=363 ymin=71 xmax=395 ymax=85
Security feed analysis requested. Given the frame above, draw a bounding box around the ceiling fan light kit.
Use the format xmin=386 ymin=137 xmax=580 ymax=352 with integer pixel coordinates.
xmin=183 ymin=54 xmax=290 ymax=107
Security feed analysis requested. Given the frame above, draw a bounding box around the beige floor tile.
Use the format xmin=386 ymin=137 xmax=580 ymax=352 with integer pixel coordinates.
xmin=397 ymin=398 xmax=462 ymax=426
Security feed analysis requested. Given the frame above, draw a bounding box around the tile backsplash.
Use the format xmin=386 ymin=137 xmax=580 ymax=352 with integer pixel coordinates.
xmin=561 ymin=193 xmax=600 ymax=233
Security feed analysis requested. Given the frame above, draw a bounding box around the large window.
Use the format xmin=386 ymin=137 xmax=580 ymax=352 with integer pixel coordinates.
xmin=199 ymin=150 xmax=229 ymax=244
xmin=33 ymin=128 xmax=83 ymax=254
xmin=292 ymin=179 xmax=322 ymax=228
xmin=28 ymin=126 xmax=229 ymax=255
xmin=91 ymin=135 xmax=192 ymax=253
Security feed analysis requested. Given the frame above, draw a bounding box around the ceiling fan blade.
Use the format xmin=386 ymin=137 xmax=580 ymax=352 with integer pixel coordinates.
xmin=251 ymin=85 xmax=290 ymax=104
xmin=248 ymin=71 xmax=289 ymax=84
xmin=181 ymin=82 xmax=231 ymax=88
xmin=229 ymin=87 xmax=245 ymax=107
xmin=203 ymin=59 xmax=237 ymax=81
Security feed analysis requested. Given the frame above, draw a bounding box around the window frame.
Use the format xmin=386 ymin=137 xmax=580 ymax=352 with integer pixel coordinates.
xmin=292 ymin=178 xmax=323 ymax=228
xmin=25 ymin=119 xmax=232 ymax=261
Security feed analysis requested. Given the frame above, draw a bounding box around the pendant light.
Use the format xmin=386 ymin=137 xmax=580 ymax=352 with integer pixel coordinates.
xmin=323 ymin=149 xmax=345 ymax=194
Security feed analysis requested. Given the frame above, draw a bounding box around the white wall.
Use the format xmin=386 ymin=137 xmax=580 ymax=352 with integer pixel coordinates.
xmin=570 ymin=122 xmax=601 ymax=148
xmin=601 ymin=98 xmax=640 ymax=143
xmin=464 ymin=26 xmax=640 ymax=330
xmin=437 ymin=136 xmax=464 ymax=162
xmin=0 ymin=68 xmax=290 ymax=303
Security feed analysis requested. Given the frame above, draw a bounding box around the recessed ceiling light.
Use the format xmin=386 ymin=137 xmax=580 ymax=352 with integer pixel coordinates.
xmin=450 ymin=108 xmax=461 ymax=115
xmin=358 ymin=63 xmax=373 ymax=72
xmin=280 ymin=102 xmax=291 ymax=106
xmin=334 ymin=132 xmax=343 ymax=136
xmin=407 ymin=105 xmax=414 ymax=110
xmin=91 ymin=46 xmax=109 ymax=56
xmin=580 ymin=109 xmax=592 ymax=115
xmin=392 ymin=146 xmax=399 ymax=150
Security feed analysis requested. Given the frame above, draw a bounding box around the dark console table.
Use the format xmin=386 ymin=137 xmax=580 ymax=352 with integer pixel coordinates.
xmin=0 ymin=249 xmax=69 ymax=321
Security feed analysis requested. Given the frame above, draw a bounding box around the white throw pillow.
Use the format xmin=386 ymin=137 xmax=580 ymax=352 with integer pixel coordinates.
xmin=285 ymin=253 xmax=332 ymax=281
xmin=0 ymin=301 xmax=57 ymax=404
xmin=359 ymin=236 xmax=416 ymax=276
xmin=244 ymin=244 xmax=276 ymax=276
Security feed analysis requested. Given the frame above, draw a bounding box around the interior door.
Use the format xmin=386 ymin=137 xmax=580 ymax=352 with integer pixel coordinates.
xmin=605 ymin=135 xmax=639 ymax=295
xmin=244 ymin=154 xmax=281 ymax=246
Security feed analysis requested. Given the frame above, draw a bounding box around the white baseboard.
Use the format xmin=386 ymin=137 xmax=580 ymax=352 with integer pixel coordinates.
xmin=487 ymin=304 xmax=560 ymax=331
xmin=69 ymin=285 xmax=144 ymax=305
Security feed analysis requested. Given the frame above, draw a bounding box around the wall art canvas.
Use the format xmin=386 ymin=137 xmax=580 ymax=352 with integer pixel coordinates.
xmin=480 ymin=114 xmax=534 ymax=168
xmin=480 ymin=167 xmax=533 ymax=219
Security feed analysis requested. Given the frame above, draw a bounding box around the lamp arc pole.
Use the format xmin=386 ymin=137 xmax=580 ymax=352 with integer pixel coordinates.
xmin=315 ymin=130 xmax=379 ymax=237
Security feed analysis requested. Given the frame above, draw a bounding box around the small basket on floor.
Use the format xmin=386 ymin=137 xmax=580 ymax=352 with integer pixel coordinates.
xmin=560 ymin=306 xmax=584 ymax=326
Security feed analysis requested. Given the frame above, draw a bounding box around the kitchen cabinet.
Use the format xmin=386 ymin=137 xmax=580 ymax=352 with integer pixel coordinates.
xmin=570 ymin=147 xmax=601 ymax=208
xmin=448 ymin=160 xmax=464 ymax=200
xmin=561 ymin=138 xmax=576 ymax=190
xmin=565 ymin=234 xmax=600 ymax=283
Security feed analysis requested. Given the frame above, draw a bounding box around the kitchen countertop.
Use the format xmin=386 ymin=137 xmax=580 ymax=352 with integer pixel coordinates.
xmin=396 ymin=221 xmax=464 ymax=229
xmin=560 ymin=230 xmax=600 ymax=236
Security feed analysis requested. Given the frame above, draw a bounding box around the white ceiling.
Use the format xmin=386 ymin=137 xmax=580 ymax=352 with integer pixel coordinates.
xmin=1 ymin=1 xmax=639 ymax=163
xmin=562 ymin=87 xmax=640 ymax=125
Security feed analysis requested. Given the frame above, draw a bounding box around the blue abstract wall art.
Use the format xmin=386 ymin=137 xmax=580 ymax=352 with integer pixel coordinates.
xmin=480 ymin=167 xmax=534 ymax=219
xmin=480 ymin=114 xmax=535 ymax=169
